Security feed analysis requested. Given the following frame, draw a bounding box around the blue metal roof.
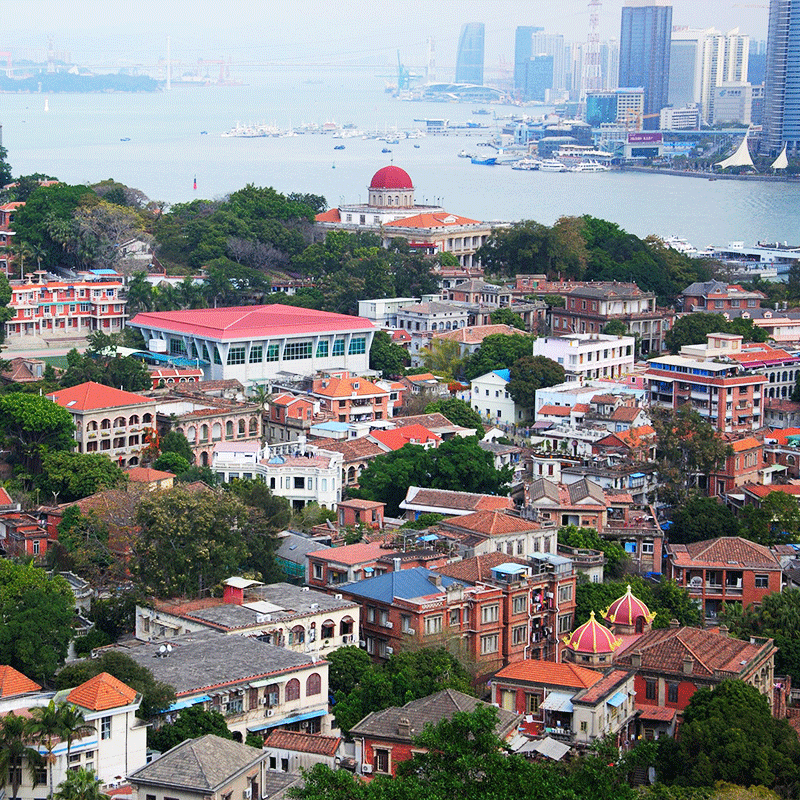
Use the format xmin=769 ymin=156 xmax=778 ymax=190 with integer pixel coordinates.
xmin=342 ymin=567 xmax=466 ymax=602
xmin=493 ymin=369 xmax=511 ymax=382
xmin=607 ymin=691 xmax=626 ymax=708
xmin=247 ymin=708 xmax=326 ymax=732
xmin=166 ymin=694 xmax=211 ymax=712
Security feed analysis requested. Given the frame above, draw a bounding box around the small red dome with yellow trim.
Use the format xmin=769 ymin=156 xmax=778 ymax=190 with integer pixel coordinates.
xmin=602 ymin=584 xmax=657 ymax=629
xmin=562 ymin=610 xmax=622 ymax=654
xmin=369 ymin=165 xmax=413 ymax=190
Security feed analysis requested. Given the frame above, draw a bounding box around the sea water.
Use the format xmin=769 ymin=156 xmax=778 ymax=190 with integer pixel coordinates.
xmin=1 ymin=66 xmax=799 ymax=248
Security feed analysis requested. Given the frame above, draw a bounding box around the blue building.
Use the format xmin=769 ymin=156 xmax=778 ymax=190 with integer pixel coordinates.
xmin=456 ymin=22 xmax=485 ymax=85
xmin=619 ymin=0 xmax=672 ymax=129
xmin=514 ymin=25 xmax=544 ymax=94
xmin=525 ymin=55 xmax=555 ymax=102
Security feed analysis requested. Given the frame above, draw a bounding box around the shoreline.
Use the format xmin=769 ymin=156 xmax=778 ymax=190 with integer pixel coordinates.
xmin=619 ymin=166 xmax=798 ymax=183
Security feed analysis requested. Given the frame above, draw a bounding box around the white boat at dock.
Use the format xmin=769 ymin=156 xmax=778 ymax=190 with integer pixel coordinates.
xmin=512 ymin=158 xmax=541 ymax=170
xmin=570 ymin=160 xmax=611 ymax=172
xmin=539 ymin=159 xmax=568 ymax=172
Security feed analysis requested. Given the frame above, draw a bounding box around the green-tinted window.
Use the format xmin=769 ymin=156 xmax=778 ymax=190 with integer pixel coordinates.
xmin=348 ymin=337 xmax=366 ymax=355
xmin=265 ymin=344 xmax=280 ymax=362
xmin=249 ymin=345 xmax=263 ymax=363
xmin=169 ymin=338 xmax=187 ymax=356
xmin=213 ymin=347 xmax=222 ymax=365
xmin=316 ymin=340 xmax=329 ymax=358
xmin=284 ymin=342 xmax=312 ymax=360
xmin=332 ymin=339 xmax=345 ymax=356
xmin=227 ymin=346 xmax=246 ymax=365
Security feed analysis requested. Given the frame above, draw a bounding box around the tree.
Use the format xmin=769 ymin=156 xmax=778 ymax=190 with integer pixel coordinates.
xmin=0 ymin=562 xmax=74 ymax=683
xmin=151 ymin=451 xmax=190 ymax=475
xmin=664 ymin=313 xmax=730 ymax=353
xmin=507 ymin=355 xmax=565 ymax=409
xmin=29 ymin=701 xmax=64 ymax=799
xmin=740 ymin=490 xmax=800 ymax=545
xmin=558 ymin=525 xmax=628 ymax=579
xmin=604 ymin=319 xmax=628 ymax=336
xmin=36 ymin=451 xmax=126 ymax=503
xmin=489 ymin=307 xmax=526 ymax=330
xmin=57 ymin=704 xmax=94 ymax=762
xmin=667 ymin=496 xmax=742 ymax=544
xmin=462 ymin=333 xmax=535 ymax=381
xmin=54 ymin=768 xmax=107 ymax=800
xmin=658 ymin=680 xmax=800 ymax=790
xmin=368 ymin=330 xmax=408 ymax=378
xmin=419 ymin=339 xmax=463 ymax=380
xmin=0 ymin=143 xmax=11 ymax=187
xmin=651 ymin=405 xmax=732 ymax=507
xmin=158 ymin=429 xmax=194 ymax=464
xmin=0 ymin=713 xmax=42 ymax=800
xmin=422 ymin=398 xmax=484 ymax=434
xmin=55 ymin=651 xmax=175 ymax=719
xmin=0 ymin=394 xmax=75 ymax=473
xmin=132 ymin=486 xmax=252 ymax=597
xmin=147 ymin=706 xmax=232 ymax=753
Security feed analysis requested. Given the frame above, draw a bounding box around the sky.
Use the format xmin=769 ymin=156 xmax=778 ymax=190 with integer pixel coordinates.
xmin=7 ymin=0 xmax=769 ymax=72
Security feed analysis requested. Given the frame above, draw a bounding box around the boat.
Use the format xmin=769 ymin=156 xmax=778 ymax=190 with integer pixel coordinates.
xmin=512 ymin=158 xmax=540 ymax=171
xmin=381 ymin=147 xmax=392 ymax=153
xmin=539 ymin=159 xmax=567 ymax=172
xmin=413 ymin=144 xmax=420 ymax=148
xmin=458 ymin=150 xmax=473 ymax=158
xmin=471 ymin=156 xmax=497 ymax=166
xmin=570 ymin=160 xmax=611 ymax=172
xmin=120 ymin=137 xmax=131 ymax=142
xmin=334 ymin=144 xmax=345 ymax=150
xmin=200 ymin=131 xmax=208 ymax=135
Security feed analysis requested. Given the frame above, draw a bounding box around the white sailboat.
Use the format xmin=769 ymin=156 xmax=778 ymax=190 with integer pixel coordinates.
xmin=771 ymin=143 xmax=789 ymax=170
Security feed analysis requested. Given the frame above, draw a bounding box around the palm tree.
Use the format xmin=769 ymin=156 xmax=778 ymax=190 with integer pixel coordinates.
xmin=54 ymin=768 xmax=106 ymax=800
xmin=58 ymin=704 xmax=94 ymax=762
xmin=29 ymin=700 xmax=65 ymax=800
xmin=0 ymin=712 xmax=42 ymax=800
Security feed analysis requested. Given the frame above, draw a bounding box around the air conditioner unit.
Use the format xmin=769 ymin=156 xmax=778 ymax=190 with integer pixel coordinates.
xmin=243 ymin=789 xmax=252 ymax=799
xmin=335 ymin=593 xmax=343 ymax=600
xmin=362 ymin=764 xmax=373 ymax=774
xmin=266 ymin=709 xmax=275 ymax=717
xmin=260 ymin=698 xmax=268 ymax=705
xmin=385 ymin=647 xmax=394 ymax=655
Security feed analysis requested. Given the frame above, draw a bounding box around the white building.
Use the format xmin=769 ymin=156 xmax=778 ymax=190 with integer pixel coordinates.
xmin=533 ymin=334 xmax=635 ymax=383
xmin=713 ymin=82 xmax=752 ymax=125
xmin=128 ymin=305 xmax=376 ymax=386
xmin=358 ymin=297 xmax=420 ymax=328
xmin=212 ymin=440 xmax=343 ymax=511
xmin=470 ymin=369 xmax=530 ymax=425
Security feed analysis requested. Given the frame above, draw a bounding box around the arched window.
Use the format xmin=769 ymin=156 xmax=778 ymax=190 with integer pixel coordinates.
xmin=143 ymin=413 xmax=153 ymax=424
xmin=129 ymin=415 xmax=139 ymax=426
xmin=347 ymin=466 xmax=356 ymax=483
xmin=226 ymin=421 xmax=234 ymax=437
xmin=249 ymin=417 xmax=258 ymax=434
xmin=306 ymin=673 xmax=321 ymax=696
xmin=187 ymin=425 xmax=197 ymax=442
xmin=212 ymin=422 xmax=222 ymax=441
xmin=114 ymin=416 xmax=126 ymax=428
xmin=291 ymin=625 xmax=305 ymax=644
xmin=238 ymin=419 xmax=246 ymax=435
xmin=286 ymin=679 xmax=300 ymax=701
xmin=201 ymin=425 xmax=209 ymax=442
xmin=100 ymin=418 xmax=111 ymax=430
xmin=87 ymin=420 xmax=98 ymax=432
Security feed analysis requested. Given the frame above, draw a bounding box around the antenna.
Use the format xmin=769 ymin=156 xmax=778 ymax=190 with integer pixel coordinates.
xmin=582 ymin=0 xmax=602 ymax=101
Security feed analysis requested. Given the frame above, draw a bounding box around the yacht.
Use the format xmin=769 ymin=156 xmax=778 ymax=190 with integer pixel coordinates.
xmin=570 ymin=160 xmax=611 ymax=172
xmin=539 ymin=159 xmax=567 ymax=172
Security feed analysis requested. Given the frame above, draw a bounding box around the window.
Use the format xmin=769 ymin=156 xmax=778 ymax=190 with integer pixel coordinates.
xmin=100 ymin=716 xmax=112 ymax=739
xmin=170 ymin=338 xmax=187 ymax=355
xmin=265 ymin=343 xmax=280 ymax=361
xmin=294 ymin=477 xmax=305 ymax=489
xmin=641 ymin=542 xmax=654 ymax=554
xmin=755 ymin=574 xmax=769 ymax=588
xmin=33 ymin=539 xmax=40 ymax=555
xmin=526 ymin=693 xmax=540 ymax=713
xmin=225 ymin=694 xmax=243 ymax=714
xmin=558 ymin=614 xmax=573 ymax=634
xmin=481 ymin=604 xmax=499 ymax=624
xmin=449 ymin=609 xmax=460 ymax=626
xmin=284 ymin=341 xmax=313 ymax=360
xmin=306 ymin=673 xmax=321 ymax=695
xmin=367 ymin=606 xmax=376 ymax=623
xmin=316 ymin=340 xmax=329 ymax=358
xmin=645 ymin=679 xmax=657 ymax=701
xmin=480 ymin=633 xmax=499 ymax=654
xmin=512 ymin=595 xmax=526 ymax=614
xmin=558 ymin=584 xmax=573 ymax=602
xmin=348 ymin=337 xmax=366 ymax=355
xmin=285 ymin=679 xmax=300 ymax=701
xmin=313 ymin=564 xmax=323 ymax=580
xmin=425 ymin=615 xmax=443 ymax=635
xmin=332 ymin=339 xmax=345 ymax=356
xmin=512 ymin=625 xmax=527 ymax=645
xmin=374 ymin=748 xmax=390 ymax=774
xmin=213 ymin=347 xmax=222 ymax=365
xmin=580 ymin=721 xmax=588 ymax=732
xmin=249 ymin=345 xmax=263 ymax=363
xmin=667 ymin=682 xmax=679 ymax=703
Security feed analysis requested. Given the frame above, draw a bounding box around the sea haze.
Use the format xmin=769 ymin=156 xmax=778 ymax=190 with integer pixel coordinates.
xmin=2 ymin=67 xmax=798 ymax=249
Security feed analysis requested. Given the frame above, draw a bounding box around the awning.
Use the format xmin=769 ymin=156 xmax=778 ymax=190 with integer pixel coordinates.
xmin=418 ymin=533 xmax=438 ymax=542
xmin=630 ymin=472 xmax=645 ymax=479
xmin=247 ymin=708 xmax=327 ymax=733
xmin=530 ymin=736 xmax=571 ymax=761
xmin=165 ymin=694 xmax=210 ymax=712
xmin=607 ymin=691 xmax=626 ymax=708
xmin=541 ymin=692 xmax=574 ymax=713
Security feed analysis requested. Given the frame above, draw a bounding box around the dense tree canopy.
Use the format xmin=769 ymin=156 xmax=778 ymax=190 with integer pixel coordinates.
xmin=665 ymin=313 xmax=769 ymax=353
xmin=489 ymin=307 xmax=526 ymax=330
xmin=463 ymin=333 xmax=535 ymax=381
xmin=423 ymin=397 xmax=484 ymax=434
xmin=147 ymin=706 xmax=232 ymax=752
xmin=667 ymin=496 xmax=743 ymax=544
xmin=507 ymin=355 xmax=565 ymax=409
xmin=558 ymin=525 xmax=628 ymax=579
xmin=369 ymin=330 xmax=408 ymax=377
xmin=36 ymin=451 xmax=126 ymax=503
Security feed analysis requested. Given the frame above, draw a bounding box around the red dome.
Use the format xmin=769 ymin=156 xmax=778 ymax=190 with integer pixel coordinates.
xmin=563 ymin=611 xmax=622 ymax=655
xmin=603 ymin=585 xmax=656 ymax=628
xmin=369 ymin=165 xmax=413 ymax=190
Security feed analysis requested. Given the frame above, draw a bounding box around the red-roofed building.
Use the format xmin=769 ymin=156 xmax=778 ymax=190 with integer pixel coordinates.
xmin=267 ymin=393 xmax=317 ymax=443
xmin=148 ymin=366 xmax=203 ymax=389
xmin=369 ymin=424 xmax=441 ymax=452
xmin=47 ymin=382 xmax=157 ymax=468
xmin=125 ymin=466 xmax=175 ymax=491
xmin=709 ymin=435 xmax=764 ymax=498
xmin=337 ymin=498 xmax=385 ymax=531
xmin=129 ymin=305 xmax=376 ymax=383
xmin=67 ymin=671 xmax=138 ymax=712
xmin=311 ymin=374 xmax=390 ymax=424
xmin=0 ymin=665 xmax=41 ymax=699
xmin=264 ymin=729 xmax=342 ymax=773
xmin=664 ymin=536 xmax=782 ymax=621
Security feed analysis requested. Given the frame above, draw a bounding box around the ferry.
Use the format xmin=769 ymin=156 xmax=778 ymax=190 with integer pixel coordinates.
xmin=697 ymin=241 xmax=800 ymax=281
xmin=539 ymin=159 xmax=568 ymax=172
xmin=570 ymin=160 xmax=611 ymax=172
xmin=512 ymin=158 xmax=541 ymax=171
xmin=471 ymin=155 xmax=497 ymax=166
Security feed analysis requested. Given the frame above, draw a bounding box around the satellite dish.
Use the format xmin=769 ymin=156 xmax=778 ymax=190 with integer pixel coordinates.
xmin=159 ymin=644 xmax=167 ymax=654
xmin=166 ymin=644 xmax=173 ymax=653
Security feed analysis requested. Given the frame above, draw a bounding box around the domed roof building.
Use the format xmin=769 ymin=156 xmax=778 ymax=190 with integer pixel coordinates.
xmin=315 ymin=165 xmax=494 ymax=268
xmin=562 ymin=611 xmax=623 ymax=667
xmin=602 ymin=585 xmax=656 ymax=635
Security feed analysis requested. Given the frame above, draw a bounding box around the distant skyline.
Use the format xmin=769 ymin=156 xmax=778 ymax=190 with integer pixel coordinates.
xmin=7 ymin=0 xmax=769 ymax=73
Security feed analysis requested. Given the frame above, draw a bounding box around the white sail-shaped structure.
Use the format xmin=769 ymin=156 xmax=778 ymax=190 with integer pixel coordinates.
xmin=771 ymin=144 xmax=789 ymax=170
xmin=716 ymin=132 xmax=754 ymax=169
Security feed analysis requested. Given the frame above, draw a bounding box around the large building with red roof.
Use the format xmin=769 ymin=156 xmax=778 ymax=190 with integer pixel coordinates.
xmin=129 ymin=305 xmax=376 ymax=384
xmin=314 ymin=166 xmax=495 ymax=267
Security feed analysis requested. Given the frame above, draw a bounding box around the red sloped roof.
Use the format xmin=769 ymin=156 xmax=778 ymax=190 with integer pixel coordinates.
xmin=0 ymin=665 xmax=41 ymax=697
xmin=370 ymin=424 xmax=441 ymax=450
xmin=48 ymin=381 xmax=152 ymax=412
xmin=265 ymin=729 xmax=341 ymax=756
xmin=66 ymin=672 xmax=138 ymax=711
xmin=384 ymin=212 xmax=480 ymax=229
xmin=494 ymin=660 xmax=602 ymax=689
xmin=315 ymin=208 xmax=341 ymax=222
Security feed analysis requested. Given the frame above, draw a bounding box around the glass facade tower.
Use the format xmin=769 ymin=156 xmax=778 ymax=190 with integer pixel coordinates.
xmin=456 ymin=22 xmax=485 ymax=85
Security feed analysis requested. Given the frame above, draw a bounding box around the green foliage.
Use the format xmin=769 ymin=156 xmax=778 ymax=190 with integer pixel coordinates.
xmin=0 ymin=711 xmax=43 ymax=800
xmin=665 ymin=314 xmax=768 ymax=354
xmin=668 ymin=496 xmax=742 ymax=544
xmin=558 ymin=525 xmax=628 ymax=579
xmin=0 ymin=144 xmax=11 ymax=187
xmin=354 ymin=437 xmax=512 ymax=516
xmin=291 ymin=501 xmax=336 ymax=533
xmin=739 ymin=491 xmax=800 ymax=545
xmin=60 ymin=347 xmax=152 ymax=392
xmin=604 ymin=319 xmax=628 ymax=336
xmin=489 ymin=307 xmax=526 ymax=330
xmin=147 ymin=706 xmax=232 ymax=752
xmin=423 ymin=397 xmax=484 ymax=434
xmin=54 ymin=768 xmax=106 ymax=800
xmin=56 ymin=650 xmax=176 ymax=719
xmin=52 ymin=506 xmax=120 ymax=586
xmin=543 ymin=293 xmax=566 ymax=307
xmin=37 ymin=450 xmax=126 ymax=503
xmin=158 ymin=429 xmax=194 ymax=463
xmin=658 ymin=680 xmax=800 ymax=790
xmin=651 ymin=405 xmax=733 ymax=507
xmin=72 ymin=627 xmax=112 ymax=658
xmin=369 ymin=330 xmax=408 ymax=378
xmin=0 ymin=562 xmax=74 ymax=683
xmin=87 ymin=593 xmax=140 ymax=642
xmin=462 ymin=333 xmax=536 ymax=381
xmin=507 ymin=355 xmax=565 ymax=409
xmin=419 ymin=338 xmax=463 ymax=380
xmin=151 ymin=451 xmax=191 ymax=475
xmin=401 ymin=512 xmax=445 ymax=530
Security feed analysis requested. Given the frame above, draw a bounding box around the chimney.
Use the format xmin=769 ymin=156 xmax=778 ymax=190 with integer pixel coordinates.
xmin=719 ymin=624 xmax=729 ymax=636
xmin=393 ymin=557 xmax=402 ymax=572
xmin=428 ymin=573 xmax=442 ymax=588
xmin=397 ymin=716 xmax=411 ymax=738
xmin=631 ymin=651 xmax=642 ymax=668
xmin=683 ymin=655 xmax=694 ymax=675
xmin=669 ymin=618 xmax=680 ymax=629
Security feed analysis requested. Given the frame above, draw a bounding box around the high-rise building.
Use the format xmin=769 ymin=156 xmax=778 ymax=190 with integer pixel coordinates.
xmin=669 ymin=28 xmax=749 ymax=124
xmin=514 ymin=26 xmax=544 ymax=93
xmin=531 ymin=32 xmax=567 ymax=89
xmin=619 ymin=0 xmax=673 ymax=129
xmin=601 ymin=40 xmax=620 ymax=90
xmin=762 ymin=0 xmax=800 ymax=156
xmin=455 ymin=22 xmax=485 ymax=85
xmin=748 ymin=39 xmax=767 ymax=85
xmin=525 ymin=55 xmax=555 ymax=101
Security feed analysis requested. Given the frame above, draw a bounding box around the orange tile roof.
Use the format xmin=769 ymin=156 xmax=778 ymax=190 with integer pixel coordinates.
xmin=264 ymin=729 xmax=341 ymax=756
xmin=538 ymin=404 xmax=571 ymax=416
xmin=433 ymin=325 xmax=526 ymax=345
xmin=731 ymin=436 xmax=762 ymax=452
xmin=384 ymin=212 xmax=481 ymax=228
xmin=494 ymin=660 xmax=602 ymax=689
xmin=617 ymin=425 xmax=655 ymax=446
xmin=668 ymin=536 xmax=779 ymax=569
xmin=406 ymin=372 xmax=438 ymax=383
xmin=315 ymin=376 xmax=386 ymax=398
xmin=315 ymin=208 xmax=341 ymax=222
xmin=0 ymin=665 xmax=41 ymax=697
xmin=635 ymin=703 xmax=677 ymax=722
xmin=126 ymin=467 xmax=174 ymax=482
xmin=307 ymin=541 xmax=386 ymax=565
xmin=573 ymin=403 xmax=590 ymax=413
xmin=435 ymin=553 xmax=529 ymax=582
xmin=440 ymin=509 xmax=539 ymax=536
xmin=66 ymin=672 xmax=138 ymax=711
xmin=370 ymin=425 xmax=441 ymax=451
xmin=48 ymin=381 xmax=152 ymax=412
xmin=767 ymin=428 xmax=800 ymax=446
xmin=743 ymin=483 xmax=800 ymax=499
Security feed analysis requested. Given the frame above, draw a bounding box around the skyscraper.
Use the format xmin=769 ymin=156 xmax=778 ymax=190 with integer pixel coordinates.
xmin=619 ymin=0 xmax=673 ymax=128
xmin=762 ymin=0 xmax=800 ymax=156
xmin=514 ymin=26 xmax=544 ymax=94
xmin=455 ymin=22 xmax=485 ymax=85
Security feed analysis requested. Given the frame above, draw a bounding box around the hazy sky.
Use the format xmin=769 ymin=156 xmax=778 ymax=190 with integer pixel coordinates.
xmin=7 ymin=0 xmax=769 ymax=70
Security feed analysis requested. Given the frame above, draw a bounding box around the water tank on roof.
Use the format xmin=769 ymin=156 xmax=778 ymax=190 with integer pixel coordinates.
xmin=149 ymin=339 xmax=167 ymax=353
